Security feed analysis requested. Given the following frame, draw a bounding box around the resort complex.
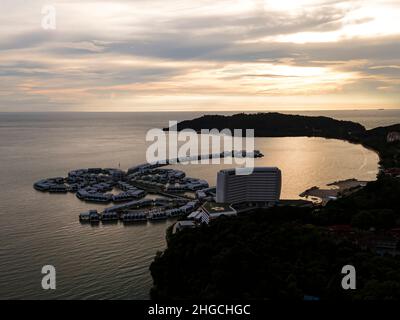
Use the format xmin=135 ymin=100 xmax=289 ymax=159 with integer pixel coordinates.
xmin=34 ymin=151 xmax=284 ymax=228
xmin=37 ymin=151 xmax=395 ymax=237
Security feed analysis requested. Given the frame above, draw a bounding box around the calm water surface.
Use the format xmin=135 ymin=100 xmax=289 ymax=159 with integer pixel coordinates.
xmin=0 ymin=110 xmax=398 ymax=299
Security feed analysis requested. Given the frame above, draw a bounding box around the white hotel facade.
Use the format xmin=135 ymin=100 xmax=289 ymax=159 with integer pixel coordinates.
xmin=216 ymin=167 xmax=282 ymax=206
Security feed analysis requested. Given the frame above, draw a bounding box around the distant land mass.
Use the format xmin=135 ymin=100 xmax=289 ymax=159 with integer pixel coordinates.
xmin=167 ymin=113 xmax=365 ymax=139
xmin=166 ymin=112 xmax=400 ymax=168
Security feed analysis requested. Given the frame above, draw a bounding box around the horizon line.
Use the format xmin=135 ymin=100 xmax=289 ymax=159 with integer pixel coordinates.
xmin=1 ymin=108 xmax=400 ymax=113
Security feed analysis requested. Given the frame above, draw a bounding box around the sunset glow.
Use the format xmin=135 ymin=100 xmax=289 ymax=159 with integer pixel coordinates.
xmin=0 ymin=0 xmax=399 ymax=111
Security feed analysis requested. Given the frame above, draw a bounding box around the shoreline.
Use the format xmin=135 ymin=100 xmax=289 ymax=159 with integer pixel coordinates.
xmin=170 ymin=112 xmax=400 ymax=171
xmin=171 ymin=112 xmax=399 ymax=205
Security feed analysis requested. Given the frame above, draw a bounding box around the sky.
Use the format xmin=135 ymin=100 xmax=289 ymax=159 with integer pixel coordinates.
xmin=0 ymin=0 xmax=399 ymax=112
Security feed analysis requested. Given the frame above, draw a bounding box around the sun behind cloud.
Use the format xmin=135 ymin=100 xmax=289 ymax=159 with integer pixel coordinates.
xmin=0 ymin=0 xmax=399 ymax=111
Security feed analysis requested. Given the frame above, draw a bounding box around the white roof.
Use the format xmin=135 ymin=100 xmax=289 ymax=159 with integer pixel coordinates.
xmin=187 ymin=211 xmax=201 ymax=219
xmin=177 ymin=220 xmax=196 ymax=226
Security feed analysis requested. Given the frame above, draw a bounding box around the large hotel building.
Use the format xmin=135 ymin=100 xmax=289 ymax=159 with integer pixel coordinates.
xmin=216 ymin=167 xmax=282 ymax=205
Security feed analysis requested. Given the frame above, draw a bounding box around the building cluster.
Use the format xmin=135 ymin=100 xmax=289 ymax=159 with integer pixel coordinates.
xmin=127 ymin=167 xmax=209 ymax=193
xmin=34 ymin=164 xmax=284 ymax=230
xmin=173 ymin=167 xmax=282 ymax=233
xmin=79 ymin=198 xmax=200 ymax=223
xmin=173 ymin=202 xmax=238 ymax=233
xmin=34 ymin=165 xmax=206 ymax=224
xmin=34 ymin=168 xmax=125 ymax=193
xmin=35 ymin=168 xmax=147 ymax=204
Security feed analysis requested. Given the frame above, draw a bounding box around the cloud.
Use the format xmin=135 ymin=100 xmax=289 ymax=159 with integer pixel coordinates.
xmin=0 ymin=0 xmax=399 ymax=111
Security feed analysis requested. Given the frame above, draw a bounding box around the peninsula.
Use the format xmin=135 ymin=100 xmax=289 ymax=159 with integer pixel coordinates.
xmin=151 ymin=112 xmax=400 ymax=300
xmin=166 ymin=112 xmax=400 ymax=169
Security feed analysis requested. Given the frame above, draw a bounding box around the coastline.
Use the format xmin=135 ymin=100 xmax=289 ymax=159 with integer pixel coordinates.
xmin=170 ymin=112 xmax=399 ymax=171
xmin=0 ymin=111 xmax=396 ymax=299
xmin=170 ymin=112 xmax=400 ymax=205
xmin=150 ymin=114 xmax=400 ymax=301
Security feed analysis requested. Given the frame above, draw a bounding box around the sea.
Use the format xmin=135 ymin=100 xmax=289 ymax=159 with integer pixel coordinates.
xmin=0 ymin=109 xmax=399 ymax=299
